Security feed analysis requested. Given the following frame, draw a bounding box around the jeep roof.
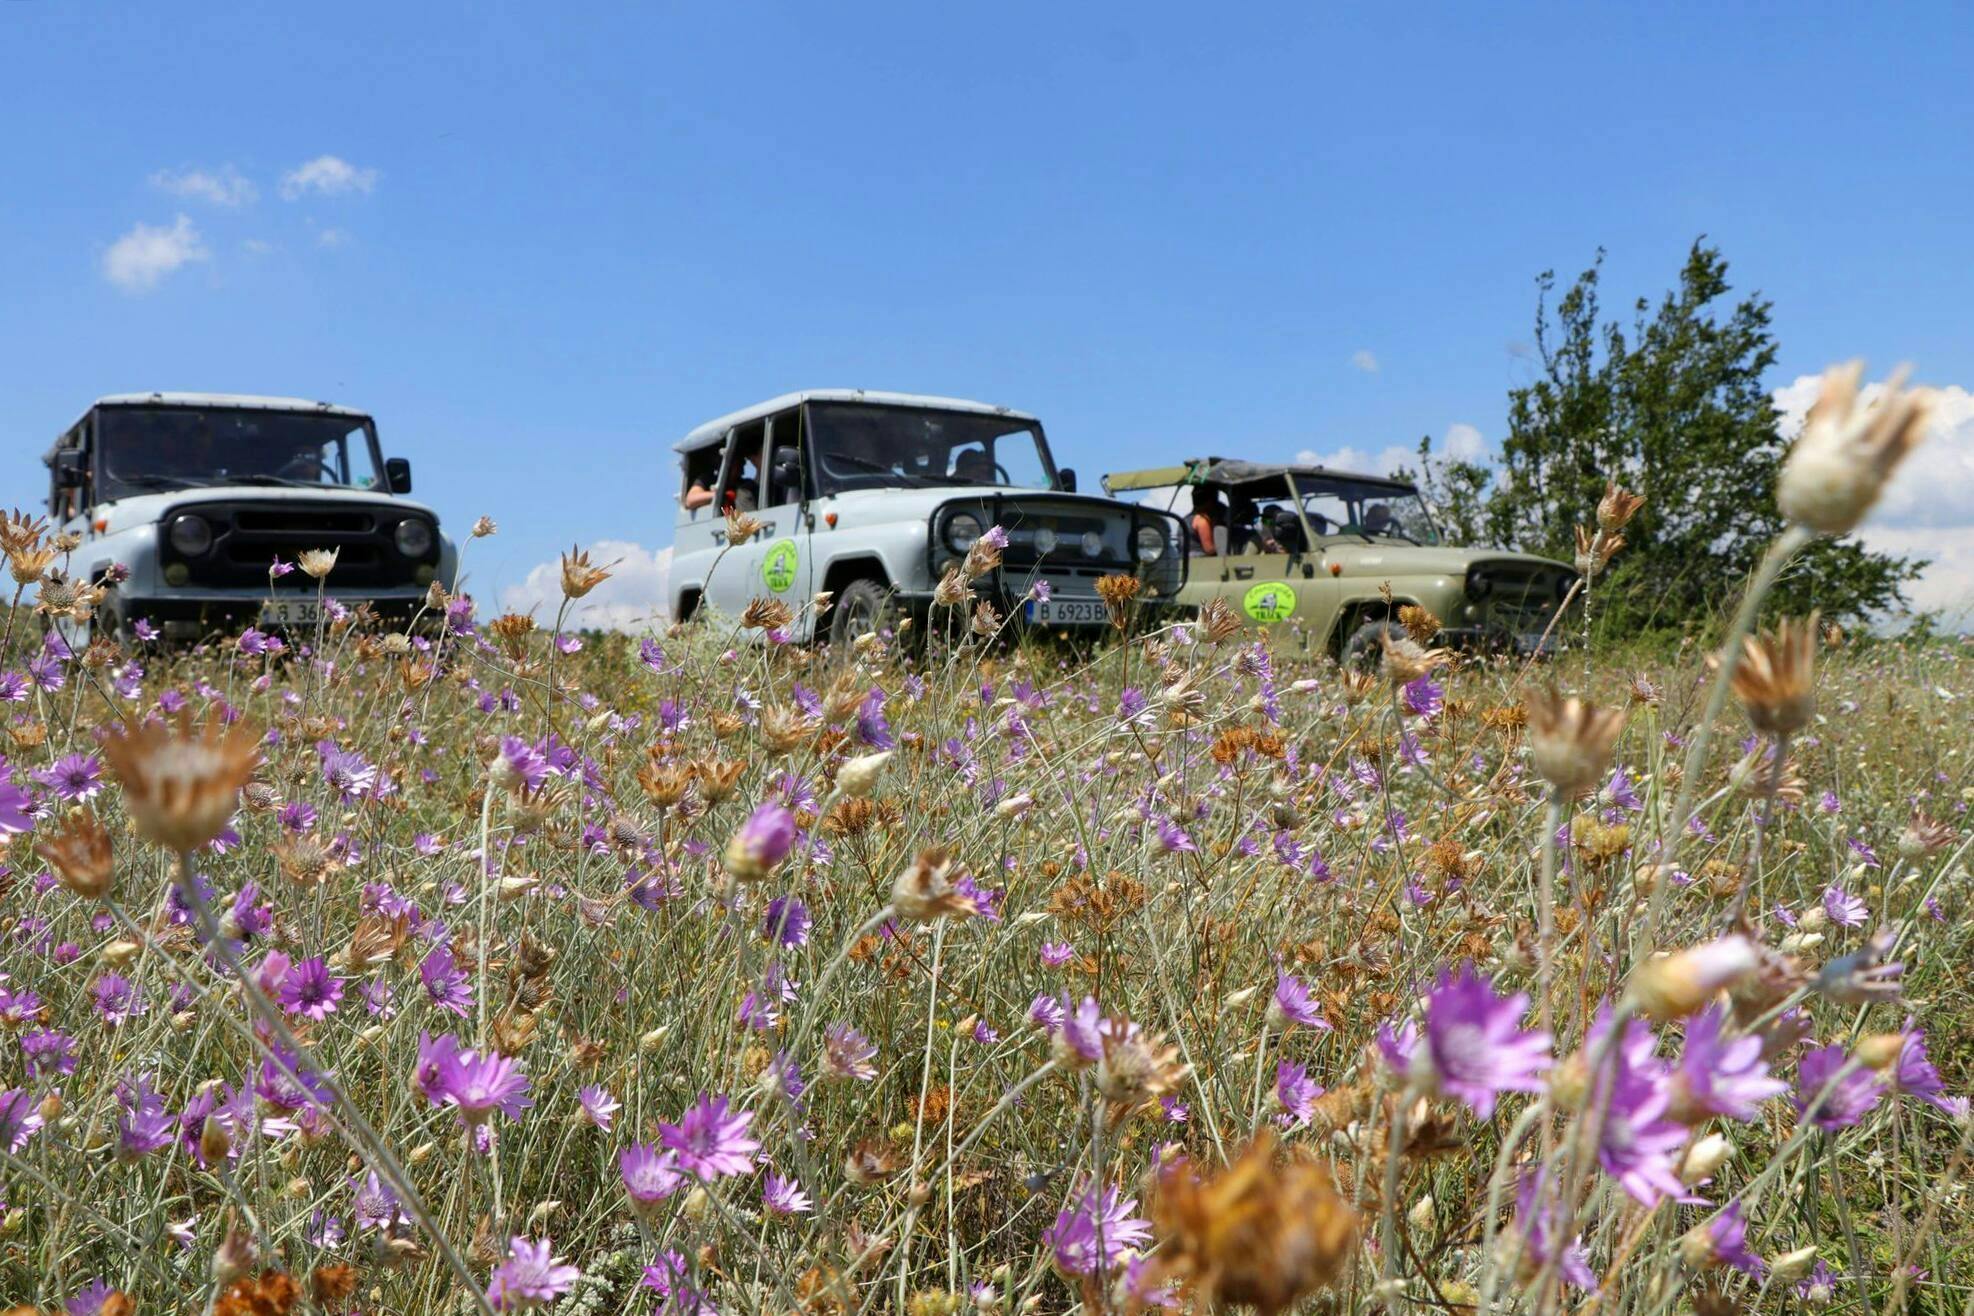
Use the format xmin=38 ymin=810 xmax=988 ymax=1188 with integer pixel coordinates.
xmin=1103 ymin=456 xmax=1418 ymax=499
xmin=48 ymin=392 xmax=373 ymax=464
xmin=674 ymin=390 xmax=1041 ymax=454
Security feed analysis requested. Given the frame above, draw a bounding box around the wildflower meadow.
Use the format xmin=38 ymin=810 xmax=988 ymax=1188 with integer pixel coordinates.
xmin=1 ymin=363 xmax=1971 ymax=1315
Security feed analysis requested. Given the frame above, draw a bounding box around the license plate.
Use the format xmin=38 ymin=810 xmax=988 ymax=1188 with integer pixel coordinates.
xmin=260 ymin=598 xmax=324 ymax=628
xmin=1517 ymin=630 xmax=1557 ymax=655
xmin=1025 ymin=598 xmax=1107 ymax=625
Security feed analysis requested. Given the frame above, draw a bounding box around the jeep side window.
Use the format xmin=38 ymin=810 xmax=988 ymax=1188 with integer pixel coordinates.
xmin=717 ymin=421 xmax=766 ymax=514
xmin=763 ymin=408 xmax=804 ymax=509
xmin=682 ymin=444 xmax=722 ymax=511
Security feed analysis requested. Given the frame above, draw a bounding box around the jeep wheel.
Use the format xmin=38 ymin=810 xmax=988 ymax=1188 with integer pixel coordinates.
xmin=1340 ymin=619 xmax=1399 ymax=673
xmin=830 ymin=578 xmax=898 ymax=649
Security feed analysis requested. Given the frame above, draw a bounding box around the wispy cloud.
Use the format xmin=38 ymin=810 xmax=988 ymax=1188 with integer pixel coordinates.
xmin=279 ymin=155 xmax=378 ymax=200
xmin=502 ymin=541 xmax=674 ymax=631
xmin=102 ymin=214 xmax=209 ymax=293
xmin=1350 ymin=349 xmax=1380 ymax=374
xmin=317 ymin=227 xmax=351 ymax=249
xmin=150 ymin=165 xmax=257 ymax=207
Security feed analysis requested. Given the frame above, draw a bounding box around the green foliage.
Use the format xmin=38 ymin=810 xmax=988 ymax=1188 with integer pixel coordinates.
xmin=1410 ymin=240 xmax=1924 ymax=630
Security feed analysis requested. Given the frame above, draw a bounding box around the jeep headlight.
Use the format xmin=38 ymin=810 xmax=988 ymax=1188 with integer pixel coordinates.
xmin=1133 ymin=524 xmax=1165 ymax=563
xmin=1080 ymin=529 xmax=1104 ymax=558
xmin=168 ymin=513 xmax=213 ymax=557
xmin=1033 ymin=526 xmax=1058 ymax=556
xmin=945 ymin=512 xmax=983 ymax=553
xmin=394 ymin=517 xmax=434 ymax=558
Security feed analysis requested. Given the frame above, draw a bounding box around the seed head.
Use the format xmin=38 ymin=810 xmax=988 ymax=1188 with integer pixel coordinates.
xmin=1378 ymin=631 xmax=1449 ymax=686
xmin=1149 ymin=1132 xmax=1359 ymax=1315
xmin=932 ymin=566 xmax=969 ymax=608
xmin=724 ymin=509 xmax=766 ymax=546
xmin=9 ymin=545 xmax=57 ymax=587
xmin=101 ymin=714 xmax=262 ymax=853
xmin=1525 ymin=686 xmax=1625 ymax=796
xmin=1192 ymin=597 xmax=1243 ymax=644
xmin=1625 ymin=935 xmax=1761 ymax=1021
xmin=35 ymin=810 xmax=114 ymax=901
xmin=297 ymin=548 xmax=339 ymax=579
xmin=890 ymin=848 xmax=977 ymax=923
xmin=838 ymin=751 xmax=892 ymax=799
xmin=471 ymin=515 xmax=498 ymax=538
xmin=1572 ymin=524 xmax=1622 ymax=578
xmin=1778 ymin=361 xmax=1934 ymax=534
xmin=1597 ymin=480 xmax=1646 ymax=532
xmin=1094 ymin=574 xmax=1142 ymax=630
xmin=560 ymin=546 xmax=613 ymax=600
xmin=741 ymin=597 xmax=793 ymax=632
xmin=1729 ymin=613 xmax=1819 ymax=737
xmin=0 ymin=508 xmax=49 ymax=555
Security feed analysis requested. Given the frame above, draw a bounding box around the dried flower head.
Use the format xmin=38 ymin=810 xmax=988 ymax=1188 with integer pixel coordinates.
xmin=35 ymin=810 xmax=114 ymax=900
xmin=9 ymin=545 xmax=57 ymax=587
xmin=1597 ymin=480 xmax=1646 ymax=533
xmin=1193 ymin=597 xmax=1243 ymax=644
xmin=1094 ymin=574 xmax=1142 ymax=630
xmin=297 ymin=548 xmax=339 ymax=579
xmin=1150 ymin=1132 xmax=1358 ymax=1315
xmin=890 ymin=848 xmax=979 ymax=923
xmin=1898 ymin=810 xmax=1955 ymax=858
xmin=742 ymin=597 xmax=794 ymax=632
xmin=724 ymin=509 xmax=766 ymax=546
xmin=932 ymin=565 xmax=970 ymax=609
xmin=0 ymin=507 xmax=49 ymax=554
xmin=560 ymin=546 xmax=613 ymax=599
xmin=969 ymin=600 xmax=1000 ymax=638
xmin=1397 ymin=604 xmax=1441 ymax=645
xmin=1525 ymin=686 xmax=1625 ymax=796
xmin=101 ymin=714 xmax=262 ymax=853
xmin=1778 ymin=361 xmax=1934 ymax=534
xmin=1626 ymin=935 xmax=1762 ymax=1021
xmin=1573 ymin=524 xmax=1623 ymax=577
xmin=1378 ymin=631 xmax=1450 ymax=686
xmin=1730 ymin=613 xmax=1819 ymax=737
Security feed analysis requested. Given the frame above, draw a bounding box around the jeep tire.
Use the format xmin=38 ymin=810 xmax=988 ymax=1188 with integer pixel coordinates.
xmin=1341 ymin=619 xmax=1399 ymax=672
xmin=830 ymin=578 xmax=899 ymax=649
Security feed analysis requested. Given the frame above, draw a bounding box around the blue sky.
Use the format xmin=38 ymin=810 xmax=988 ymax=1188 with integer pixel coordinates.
xmin=6 ymin=2 xmax=1973 ymax=622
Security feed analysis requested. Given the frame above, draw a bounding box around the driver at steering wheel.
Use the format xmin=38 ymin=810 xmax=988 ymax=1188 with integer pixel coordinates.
xmin=952 ymin=447 xmax=994 ymax=484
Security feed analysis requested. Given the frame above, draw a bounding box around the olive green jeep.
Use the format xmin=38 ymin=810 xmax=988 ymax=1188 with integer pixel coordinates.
xmin=1102 ymin=457 xmax=1577 ymax=664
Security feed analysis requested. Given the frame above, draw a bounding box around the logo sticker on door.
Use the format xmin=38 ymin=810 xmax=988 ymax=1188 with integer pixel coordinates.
xmin=761 ymin=539 xmax=799 ymax=593
xmin=1242 ymin=582 xmax=1296 ymax=623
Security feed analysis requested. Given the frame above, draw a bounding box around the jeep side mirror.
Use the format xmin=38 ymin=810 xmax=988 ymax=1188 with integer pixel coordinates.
xmin=770 ymin=447 xmax=802 ymax=502
xmin=1058 ymin=467 xmax=1077 ymax=493
xmin=385 ymin=457 xmax=412 ymax=494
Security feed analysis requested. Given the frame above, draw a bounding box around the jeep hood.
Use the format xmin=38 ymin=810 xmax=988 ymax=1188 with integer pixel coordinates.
xmin=1320 ymin=541 xmax=1569 ymax=578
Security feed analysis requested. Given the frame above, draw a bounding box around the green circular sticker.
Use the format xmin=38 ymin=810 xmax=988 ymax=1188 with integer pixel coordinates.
xmin=760 ymin=540 xmax=799 ymax=592
xmin=1242 ymin=582 xmax=1296 ymax=622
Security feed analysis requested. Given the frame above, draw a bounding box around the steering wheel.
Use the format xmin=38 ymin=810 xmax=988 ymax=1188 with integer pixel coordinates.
xmin=994 ymin=462 xmax=1011 ymax=485
xmin=275 ymin=453 xmax=322 ymax=481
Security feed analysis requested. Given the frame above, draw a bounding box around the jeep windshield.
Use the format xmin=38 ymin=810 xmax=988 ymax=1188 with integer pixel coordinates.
xmin=1274 ymin=475 xmax=1441 ymax=545
xmin=807 ymin=403 xmax=1057 ymax=495
xmin=97 ymin=406 xmax=387 ymax=501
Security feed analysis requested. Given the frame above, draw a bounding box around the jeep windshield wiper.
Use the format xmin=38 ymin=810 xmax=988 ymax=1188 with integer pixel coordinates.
xmin=827 ymin=454 xmax=937 ymax=487
xmin=229 ymin=475 xmax=322 ymax=488
xmin=115 ymin=472 xmax=217 ymax=491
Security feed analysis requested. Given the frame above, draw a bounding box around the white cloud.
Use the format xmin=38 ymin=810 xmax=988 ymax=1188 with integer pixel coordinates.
xmin=101 ymin=214 xmax=209 ymax=293
xmin=242 ymin=238 xmax=274 ymax=256
xmin=151 ymin=165 xmax=257 ymax=206
xmin=1774 ymin=372 xmax=1974 ymax=617
xmin=1350 ymin=349 xmax=1380 ymax=374
xmin=279 ymin=155 xmax=378 ymax=200
xmin=1441 ymin=422 xmax=1485 ymax=461
xmin=502 ymin=541 xmax=674 ymax=632
xmin=1293 ymin=444 xmax=1417 ymax=477
xmin=317 ymin=227 xmax=350 ymax=249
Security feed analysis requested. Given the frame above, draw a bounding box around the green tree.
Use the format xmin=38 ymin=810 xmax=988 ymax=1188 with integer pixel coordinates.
xmin=1416 ymin=241 xmax=1922 ymax=630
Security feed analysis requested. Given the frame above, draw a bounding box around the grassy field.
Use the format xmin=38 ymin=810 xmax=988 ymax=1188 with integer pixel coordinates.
xmin=3 ymin=403 xmax=1974 ymax=1314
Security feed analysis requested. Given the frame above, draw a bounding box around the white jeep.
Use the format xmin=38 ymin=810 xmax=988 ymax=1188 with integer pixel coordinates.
xmin=669 ymin=390 xmax=1187 ymax=644
xmin=43 ymin=392 xmax=457 ymax=643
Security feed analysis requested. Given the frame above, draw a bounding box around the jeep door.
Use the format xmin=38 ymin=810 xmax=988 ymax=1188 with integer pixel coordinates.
xmin=700 ymin=409 xmax=813 ymax=633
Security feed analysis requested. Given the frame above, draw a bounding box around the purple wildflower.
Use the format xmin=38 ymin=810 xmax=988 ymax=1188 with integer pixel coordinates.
xmin=1822 ymin=884 xmax=1868 ymax=928
xmin=1893 ymin=1023 xmax=1966 ymax=1117
xmin=1043 ymin=1183 xmax=1152 ymax=1276
xmin=277 ymin=955 xmax=344 ymax=1020
xmin=1390 ymin=963 xmax=1552 ymax=1119
xmin=577 ymin=1085 xmax=620 ymax=1131
xmin=660 ymin=1093 xmax=760 ymax=1180
xmin=1671 ymin=1005 xmax=1787 ymax=1122
xmin=1268 ymin=972 xmax=1330 ymax=1031
xmin=38 ymin=752 xmax=102 ymax=802
xmin=420 ymin=944 xmax=474 ymax=1016
xmin=438 ymin=1046 xmax=534 ymax=1125
xmin=1795 ymin=1043 xmax=1884 ymax=1130
xmin=1 ymin=1088 xmax=47 ymax=1153
xmin=763 ymin=1172 xmax=814 ymax=1215
xmin=620 ymin=1143 xmax=684 ymax=1210
xmin=1275 ymin=1060 xmax=1324 ymax=1126
xmin=488 ymin=1236 xmax=580 ymax=1310
xmin=724 ymin=802 xmax=796 ymax=880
